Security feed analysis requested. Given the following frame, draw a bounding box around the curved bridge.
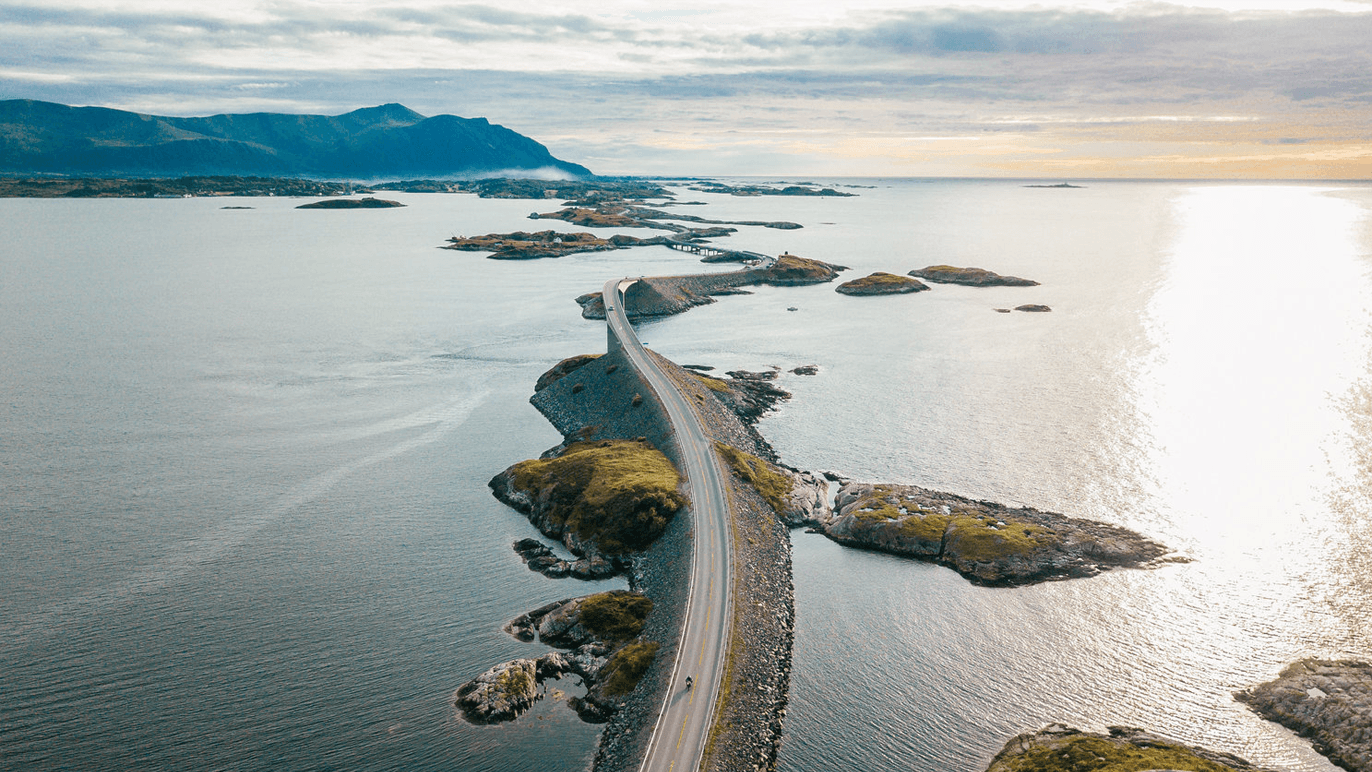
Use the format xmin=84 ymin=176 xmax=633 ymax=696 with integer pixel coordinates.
xmin=601 ymin=277 xmax=734 ymax=772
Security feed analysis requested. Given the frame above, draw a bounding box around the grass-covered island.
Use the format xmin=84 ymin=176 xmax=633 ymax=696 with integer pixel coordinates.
xmin=489 ymin=439 xmax=687 ymax=558
xmin=835 ymin=271 xmax=930 ymax=295
xmin=1237 ymin=658 xmax=1372 ymax=772
xmin=985 ymin=724 xmax=1275 ymax=772
xmin=457 ymin=590 xmax=660 ymax=723
xmin=820 ymin=482 xmax=1174 ymax=586
xmin=910 ymin=265 xmax=1039 ymax=287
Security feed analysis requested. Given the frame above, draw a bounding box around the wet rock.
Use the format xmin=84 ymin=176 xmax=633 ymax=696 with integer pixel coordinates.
xmin=1237 ymin=659 xmax=1372 ymax=772
xmin=780 ymin=470 xmax=831 ymax=527
xmin=1015 ymin=304 xmax=1052 ymax=312
xmin=790 ymin=364 xmax=819 ymax=375
xmin=455 ymin=658 xmax=539 ymax=724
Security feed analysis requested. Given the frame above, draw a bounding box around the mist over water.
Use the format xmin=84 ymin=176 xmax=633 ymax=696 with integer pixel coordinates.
xmin=2 ymin=181 xmax=1370 ymax=771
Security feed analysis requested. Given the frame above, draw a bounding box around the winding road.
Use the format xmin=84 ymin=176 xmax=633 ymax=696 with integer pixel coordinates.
xmin=601 ymin=278 xmax=734 ymax=772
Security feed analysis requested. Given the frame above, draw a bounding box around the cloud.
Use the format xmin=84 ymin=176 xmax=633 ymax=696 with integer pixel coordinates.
xmin=1 ymin=2 xmax=1371 ymax=175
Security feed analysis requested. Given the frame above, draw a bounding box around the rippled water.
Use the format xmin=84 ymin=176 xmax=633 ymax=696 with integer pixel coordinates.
xmin=3 ymin=181 xmax=1370 ymax=771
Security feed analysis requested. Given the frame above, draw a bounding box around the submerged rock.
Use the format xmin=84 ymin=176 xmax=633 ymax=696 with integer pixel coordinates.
xmin=985 ymin=724 xmax=1275 ymax=772
xmin=821 ymin=482 xmax=1174 ymax=586
xmin=1237 ymin=659 xmax=1372 ymax=772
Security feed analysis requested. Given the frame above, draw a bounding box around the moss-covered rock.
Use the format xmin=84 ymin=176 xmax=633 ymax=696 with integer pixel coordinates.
xmin=579 ymin=591 xmax=654 ymax=642
xmin=835 ymin=272 xmax=929 ymax=295
xmin=490 ymin=439 xmax=687 ymax=555
xmin=985 ymin=724 xmax=1274 ymax=772
xmin=599 ymin=640 xmax=661 ymax=696
xmin=455 ymin=658 xmax=540 ymax=724
xmin=756 ymin=254 xmax=845 ymax=285
xmin=823 ymin=482 xmax=1173 ymax=586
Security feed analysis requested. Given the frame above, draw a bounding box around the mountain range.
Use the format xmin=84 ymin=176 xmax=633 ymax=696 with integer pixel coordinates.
xmin=0 ymin=100 xmax=592 ymax=178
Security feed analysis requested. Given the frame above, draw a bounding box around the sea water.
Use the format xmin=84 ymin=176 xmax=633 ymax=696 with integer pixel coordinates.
xmin=2 ymin=180 xmax=1370 ymax=771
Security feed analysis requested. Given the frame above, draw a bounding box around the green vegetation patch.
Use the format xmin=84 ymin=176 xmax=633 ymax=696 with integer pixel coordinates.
xmin=600 ymin=640 xmax=661 ymax=696
xmin=715 ymin=442 xmax=792 ymax=514
xmin=898 ymin=512 xmax=950 ymax=542
xmin=836 ymin=272 xmax=929 ymax=295
xmin=944 ymin=514 xmax=1056 ymax=561
xmin=850 ymin=487 xmax=949 ymax=543
xmin=508 ymin=440 xmax=687 ymax=553
xmin=579 ymin=591 xmax=653 ymax=642
xmin=991 ymin=736 xmax=1234 ymax=772
xmin=695 ymin=374 xmax=730 ymax=392
xmin=496 ymin=667 xmax=536 ymax=701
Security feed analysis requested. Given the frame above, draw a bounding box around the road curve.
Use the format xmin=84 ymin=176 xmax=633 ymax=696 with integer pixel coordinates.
xmin=601 ymin=278 xmax=733 ymax=772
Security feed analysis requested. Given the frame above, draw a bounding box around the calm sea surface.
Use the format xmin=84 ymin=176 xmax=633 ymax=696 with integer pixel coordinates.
xmin=2 ymin=180 xmax=1370 ymax=771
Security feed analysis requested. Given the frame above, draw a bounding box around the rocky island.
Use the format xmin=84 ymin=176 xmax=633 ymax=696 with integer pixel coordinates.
xmin=836 ymin=272 xmax=930 ymax=295
xmin=444 ymin=230 xmax=629 ymax=260
xmin=910 ymin=265 xmax=1039 ymax=287
xmin=686 ymin=181 xmax=854 ymax=197
xmin=575 ymin=254 xmax=846 ymax=320
xmin=820 ymin=482 xmax=1174 ymax=586
xmin=1237 ymin=658 xmax=1372 ymax=772
xmin=295 ymin=197 xmax=404 ymax=209
xmin=984 ymin=724 xmax=1275 ymax=772
xmin=489 ymin=438 xmax=687 ymax=562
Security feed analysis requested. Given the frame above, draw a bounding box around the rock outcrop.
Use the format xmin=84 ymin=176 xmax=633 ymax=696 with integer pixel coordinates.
xmin=821 ymin=482 xmax=1174 ymax=586
xmin=460 ymin=591 xmax=656 ymax=725
xmin=985 ymin=724 xmax=1275 ymax=772
xmin=835 ymin=272 xmax=929 ymax=295
xmin=910 ymin=265 xmax=1039 ymax=287
xmin=1237 ymin=659 xmax=1372 ymax=772
xmin=512 ymin=537 xmax=618 ymax=579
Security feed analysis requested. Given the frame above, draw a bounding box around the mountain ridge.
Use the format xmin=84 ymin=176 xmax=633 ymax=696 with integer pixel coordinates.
xmin=0 ymin=99 xmax=591 ymax=178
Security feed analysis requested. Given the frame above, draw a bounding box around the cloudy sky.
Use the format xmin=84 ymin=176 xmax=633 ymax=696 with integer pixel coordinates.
xmin=2 ymin=0 xmax=1371 ymax=177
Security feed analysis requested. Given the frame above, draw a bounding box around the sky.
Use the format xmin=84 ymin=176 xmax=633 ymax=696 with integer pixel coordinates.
xmin=2 ymin=0 xmax=1371 ymax=177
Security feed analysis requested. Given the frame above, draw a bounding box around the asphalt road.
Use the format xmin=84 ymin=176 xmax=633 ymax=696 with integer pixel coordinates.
xmin=601 ymin=278 xmax=733 ymax=772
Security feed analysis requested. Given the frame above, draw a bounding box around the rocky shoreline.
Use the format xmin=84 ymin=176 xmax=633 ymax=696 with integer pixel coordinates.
xmin=818 ymin=482 xmax=1176 ymax=586
xmin=1237 ymin=659 xmax=1372 ymax=772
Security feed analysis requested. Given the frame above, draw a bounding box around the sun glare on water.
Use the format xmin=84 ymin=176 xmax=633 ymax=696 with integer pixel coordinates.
xmin=1139 ymin=186 xmax=1371 ymax=557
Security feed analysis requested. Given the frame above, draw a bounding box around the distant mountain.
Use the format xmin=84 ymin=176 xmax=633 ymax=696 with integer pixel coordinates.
xmin=0 ymin=100 xmax=592 ymax=178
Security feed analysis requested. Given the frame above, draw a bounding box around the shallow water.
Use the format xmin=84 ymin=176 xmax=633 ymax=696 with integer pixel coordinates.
xmin=3 ymin=181 xmax=1370 ymax=771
